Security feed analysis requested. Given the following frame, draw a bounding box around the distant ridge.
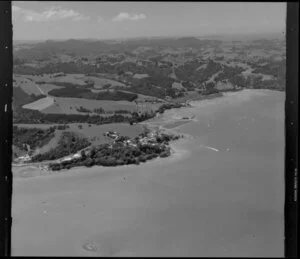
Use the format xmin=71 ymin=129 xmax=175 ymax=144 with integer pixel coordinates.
xmin=13 ymin=36 xmax=218 ymax=59
xmin=13 ymin=32 xmax=285 ymax=61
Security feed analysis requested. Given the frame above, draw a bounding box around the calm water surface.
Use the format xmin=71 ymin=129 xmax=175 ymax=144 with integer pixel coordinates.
xmin=12 ymin=90 xmax=285 ymax=256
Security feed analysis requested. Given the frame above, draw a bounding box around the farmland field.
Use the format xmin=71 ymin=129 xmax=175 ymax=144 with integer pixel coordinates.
xmin=13 ymin=75 xmax=42 ymax=96
xmin=37 ymin=83 xmax=63 ymax=94
xmin=69 ymin=123 xmax=145 ymax=145
xmin=34 ymin=73 xmax=88 ymax=85
xmin=39 ymin=97 xmax=159 ymax=114
xmin=86 ymin=76 xmax=128 ymax=89
xmin=22 ymin=96 xmax=54 ymax=111
xmin=133 ymin=73 xmax=149 ymax=79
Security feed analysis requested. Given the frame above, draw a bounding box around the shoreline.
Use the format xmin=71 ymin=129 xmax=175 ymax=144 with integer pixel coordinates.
xmin=12 ymin=89 xmax=282 ymax=179
xmin=12 ymin=122 xmax=190 ymax=179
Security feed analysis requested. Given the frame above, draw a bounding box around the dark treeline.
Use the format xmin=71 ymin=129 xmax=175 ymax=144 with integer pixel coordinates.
xmin=157 ymin=103 xmax=185 ymax=114
xmin=128 ymin=84 xmax=166 ymax=98
xmin=13 ymin=106 xmax=156 ymax=125
xmin=76 ymin=106 xmax=91 ymax=113
xmin=201 ymin=83 xmax=220 ymax=95
xmin=46 ymin=82 xmax=138 ymax=102
xmin=125 ymin=74 xmax=178 ymax=98
xmin=251 ymin=59 xmax=286 ymax=79
xmin=40 ymin=81 xmax=95 ymax=88
xmin=77 ymin=106 xmax=132 ymax=115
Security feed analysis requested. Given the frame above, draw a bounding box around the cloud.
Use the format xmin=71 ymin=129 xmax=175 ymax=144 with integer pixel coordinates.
xmin=12 ymin=5 xmax=90 ymax=22
xmin=112 ymin=12 xmax=146 ymax=22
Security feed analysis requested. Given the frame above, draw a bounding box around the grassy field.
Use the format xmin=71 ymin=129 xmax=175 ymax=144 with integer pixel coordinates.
xmin=14 ymin=122 xmax=145 ymax=147
xmin=133 ymin=73 xmax=149 ymax=79
xmin=13 ymin=75 xmax=42 ymax=96
xmin=33 ymin=73 xmax=88 ymax=85
xmin=37 ymin=83 xmax=63 ymax=94
xmin=69 ymin=123 xmax=145 ymax=145
xmin=172 ymin=82 xmax=184 ymax=89
xmin=22 ymin=96 xmax=54 ymax=111
xmin=39 ymin=97 xmax=160 ymax=114
xmin=86 ymin=76 xmax=128 ymax=89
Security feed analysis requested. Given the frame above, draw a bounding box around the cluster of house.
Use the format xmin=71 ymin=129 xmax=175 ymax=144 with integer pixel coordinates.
xmin=60 ymin=153 xmax=82 ymax=163
xmin=103 ymin=131 xmax=119 ymax=140
xmin=38 ymin=164 xmax=49 ymax=172
xmin=15 ymin=129 xmax=171 ymax=168
xmin=15 ymin=154 xmax=31 ymax=163
xmin=103 ymin=130 xmax=164 ymax=148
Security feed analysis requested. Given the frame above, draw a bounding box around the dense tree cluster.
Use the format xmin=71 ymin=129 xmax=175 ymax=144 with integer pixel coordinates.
xmin=128 ymin=83 xmax=166 ymax=98
xmin=182 ymin=81 xmax=196 ymax=90
xmin=48 ymin=85 xmax=138 ymax=101
xmin=251 ymin=59 xmax=286 ymax=79
xmin=55 ymin=125 xmax=70 ymax=130
xmin=125 ymin=74 xmax=176 ymax=98
xmin=13 ymin=126 xmax=56 ymax=152
xmin=47 ymin=81 xmax=95 ymax=88
xmin=76 ymin=106 xmax=91 ymax=113
xmin=48 ymin=133 xmax=179 ymax=170
xmin=157 ymin=103 xmax=185 ymax=114
xmin=201 ymin=88 xmax=220 ymax=95
xmin=214 ymin=65 xmax=245 ymax=83
xmin=251 ymin=59 xmax=285 ymax=90
xmin=93 ymin=107 xmax=105 ymax=114
xmin=175 ymin=60 xmax=222 ymax=84
xmin=114 ymin=109 xmax=132 ymax=114
xmin=77 ymin=106 xmax=132 ymax=115
xmin=31 ymin=131 xmax=91 ymax=162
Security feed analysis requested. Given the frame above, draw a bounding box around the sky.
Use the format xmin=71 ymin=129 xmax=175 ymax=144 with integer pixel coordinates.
xmin=12 ymin=1 xmax=286 ymax=41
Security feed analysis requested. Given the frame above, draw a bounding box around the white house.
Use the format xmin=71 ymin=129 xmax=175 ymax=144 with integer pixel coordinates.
xmin=62 ymin=157 xmax=72 ymax=162
xmin=73 ymin=154 xmax=81 ymax=159
xmin=18 ymin=154 xmax=31 ymax=162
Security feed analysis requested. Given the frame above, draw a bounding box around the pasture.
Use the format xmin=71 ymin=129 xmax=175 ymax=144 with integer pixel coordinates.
xmin=69 ymin=123 xmax=145 ymax=145
xmin=133 ymin=73 xmax=149 ymax=79
xmin=22 ymin=96 xmax=54 ymax=111
xmin=35 ymin=73 xmax=88 ymax=85
xmin=37 ymin=83 xmax=63 ymax=94
xmin=40 ymin=97 xmax=160 ymax=115
xmin=13 ymin=74 xmax=42 ymax=96
xmin=85 ymin=76 xmax=128 ymax=89
xmin=172 ymin=82 xmax=184 ymax=89
xmin=14 ymin=123 xmax=145 ymax=146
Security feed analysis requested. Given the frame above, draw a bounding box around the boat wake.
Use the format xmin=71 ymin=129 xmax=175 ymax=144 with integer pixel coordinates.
xmin=199 ymin=145 xmax=219 ymax=152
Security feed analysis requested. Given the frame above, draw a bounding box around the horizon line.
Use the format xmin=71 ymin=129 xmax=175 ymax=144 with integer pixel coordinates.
xmin=13 ymin=30 xmax=285 ymax=43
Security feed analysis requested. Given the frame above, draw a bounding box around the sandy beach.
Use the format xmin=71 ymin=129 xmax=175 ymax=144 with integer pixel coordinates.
xmin=12 ymin=89 xmax=285 ymax=256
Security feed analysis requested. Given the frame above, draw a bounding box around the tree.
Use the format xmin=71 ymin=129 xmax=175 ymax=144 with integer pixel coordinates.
xmin=206 ymin=82 xmax=215 ymax=90
xmin=90 ymin=148 xmax=96 ymax=158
